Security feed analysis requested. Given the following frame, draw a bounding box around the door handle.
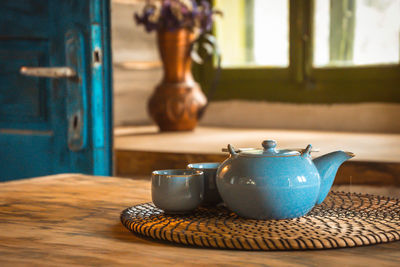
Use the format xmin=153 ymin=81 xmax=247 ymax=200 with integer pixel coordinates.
xmin=20 ymin=66 xmax=77 ymax=78
xmin=19 ymin=30 xmax=87 ymax=152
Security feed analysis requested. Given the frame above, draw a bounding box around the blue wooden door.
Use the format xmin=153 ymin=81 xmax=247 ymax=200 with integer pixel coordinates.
xmin=0 ymin=0 xmax=113 ymax=181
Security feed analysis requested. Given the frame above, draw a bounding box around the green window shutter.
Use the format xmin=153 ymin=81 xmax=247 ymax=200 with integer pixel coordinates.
xmin=194 ymin=0 xmax=400 ymax=104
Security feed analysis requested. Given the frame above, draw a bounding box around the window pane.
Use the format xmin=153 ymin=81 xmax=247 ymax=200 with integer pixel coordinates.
xmin=314 ymin=0 xmax=400 ymax=67
xmin=215 ymin=0 xmax=289 ymax=68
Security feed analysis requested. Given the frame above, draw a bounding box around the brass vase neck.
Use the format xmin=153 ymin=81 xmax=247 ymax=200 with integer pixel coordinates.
xmin=157 ymin=29 xmax=195 ymax=83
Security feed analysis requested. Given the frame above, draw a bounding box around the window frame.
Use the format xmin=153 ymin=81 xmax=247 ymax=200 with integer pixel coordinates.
xmin=195 ymin=0 xmax=400 ymax=103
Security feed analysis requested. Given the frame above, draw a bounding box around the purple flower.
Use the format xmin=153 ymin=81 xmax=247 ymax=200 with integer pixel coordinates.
xmin=134 ymin=0 xmax=221 ymax=33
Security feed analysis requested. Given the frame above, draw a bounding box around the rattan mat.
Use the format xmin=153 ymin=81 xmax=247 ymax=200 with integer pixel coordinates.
xmin=121 ymin=191 xmax=400 ymax=250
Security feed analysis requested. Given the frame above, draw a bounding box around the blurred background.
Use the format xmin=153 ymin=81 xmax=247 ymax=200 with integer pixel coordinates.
xmin=111 ymin=0 xmax=400 ymax=182
xmin=112 ymin=0 xmax=400 ymax=133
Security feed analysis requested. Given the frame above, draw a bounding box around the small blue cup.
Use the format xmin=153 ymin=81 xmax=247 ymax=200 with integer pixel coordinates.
xmin=187 ymin=162 xmax=222 ymax=206
xmin=152 ymin=169 xmax=204 ymax=214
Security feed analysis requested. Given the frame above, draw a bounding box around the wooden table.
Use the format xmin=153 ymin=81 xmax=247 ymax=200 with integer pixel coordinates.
xmin=1 ymin=174 xmax=400 ymax=266
xmin=115 ymin=126 xmax=400 ymax=185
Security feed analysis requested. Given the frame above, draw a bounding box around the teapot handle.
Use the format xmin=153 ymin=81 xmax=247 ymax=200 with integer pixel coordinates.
xmin=227 ymin=144 xmax=238 ymax=157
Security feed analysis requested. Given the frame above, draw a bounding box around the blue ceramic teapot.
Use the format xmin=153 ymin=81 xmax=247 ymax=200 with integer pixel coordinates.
xmin=216 ymin=140 xmax=354 ymax=220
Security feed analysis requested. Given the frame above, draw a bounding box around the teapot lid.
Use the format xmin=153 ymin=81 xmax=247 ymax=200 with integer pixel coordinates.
xmin=240 ymin=140 xmax=300 ymax=157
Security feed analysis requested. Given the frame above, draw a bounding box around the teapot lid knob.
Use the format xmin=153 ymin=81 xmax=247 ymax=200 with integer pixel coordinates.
xmin=240 ymin=139 xmax=300 ymax=157
xmin=262 ymin=140 xmax=277 ymax=150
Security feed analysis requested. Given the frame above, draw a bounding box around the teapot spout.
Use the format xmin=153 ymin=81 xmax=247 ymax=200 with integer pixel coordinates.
xmin=314 ymin=151 xmax=355 ymax=204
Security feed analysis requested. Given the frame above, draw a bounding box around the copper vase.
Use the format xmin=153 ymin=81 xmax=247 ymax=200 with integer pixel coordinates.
xmin=148 ymin=29 xmax=207 ymax=131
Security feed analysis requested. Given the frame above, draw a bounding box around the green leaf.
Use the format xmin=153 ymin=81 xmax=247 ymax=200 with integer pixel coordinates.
xmin=202 ymin=43 xmax=214 ymax=55
xmin=191 ymin=49 xmax=203 ymax=64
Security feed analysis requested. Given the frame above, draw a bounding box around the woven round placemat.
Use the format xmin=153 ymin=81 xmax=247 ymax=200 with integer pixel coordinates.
xmin=121 ymin=191 xmax=400 ymax=250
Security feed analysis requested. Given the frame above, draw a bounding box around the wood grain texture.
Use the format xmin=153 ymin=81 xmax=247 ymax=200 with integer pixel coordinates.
xmin=116 ymin=150 xmax=224 ymax=177
xmin=0 ymin=0 xmax=113 ymax=181
xmin=115 ymin=126 xmax=400 ymax=184
xmin=116 ymin=150 xmax=400 ymax=186
xmin=1 ymin=174 xmax=400 ymax=266
xmin=114 ymin=126 xmax=400 ymax=162
xmin=0 ymin=0 xmax=49 ymax=38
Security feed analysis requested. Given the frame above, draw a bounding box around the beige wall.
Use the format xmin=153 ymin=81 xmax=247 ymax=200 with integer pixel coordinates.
xmin=200 ymin=101 xmax=400 ymax=133
xmin=111 ymin=1 xmax=400 ymax=133
xmin=111 ymin=1 xmax=161 ymax=126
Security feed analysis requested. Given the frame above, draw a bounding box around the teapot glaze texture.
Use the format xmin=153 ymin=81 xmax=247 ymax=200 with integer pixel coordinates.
xmin=216 ymin=140 xmax=354 ymax=220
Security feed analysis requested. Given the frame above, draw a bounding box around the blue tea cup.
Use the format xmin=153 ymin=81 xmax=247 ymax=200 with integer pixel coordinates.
xmin=152 ymin=169 xmax=204 ymax=214
xmin=187 ymin=162 xmax=222 ymax=206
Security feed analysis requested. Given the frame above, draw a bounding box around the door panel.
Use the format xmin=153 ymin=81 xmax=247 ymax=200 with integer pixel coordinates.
xmin=0 ymin=132 xmax=53 ymax=179
xmin=0 ymin=0 xmax=112 ymax=181
xmin=0 ymin=0 xmax=49 ymax=38
xmin=0 ymin=40 xmax=49 ymax=127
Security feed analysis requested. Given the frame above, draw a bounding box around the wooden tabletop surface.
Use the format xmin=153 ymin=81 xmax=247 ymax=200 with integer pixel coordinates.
xmin=1 ymin=174 xmax=400 ymax=266
xmin=115 ymin=126 xmax=400 ymax=162
xmin=114 ymin=126 xmax=400 ymax=184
